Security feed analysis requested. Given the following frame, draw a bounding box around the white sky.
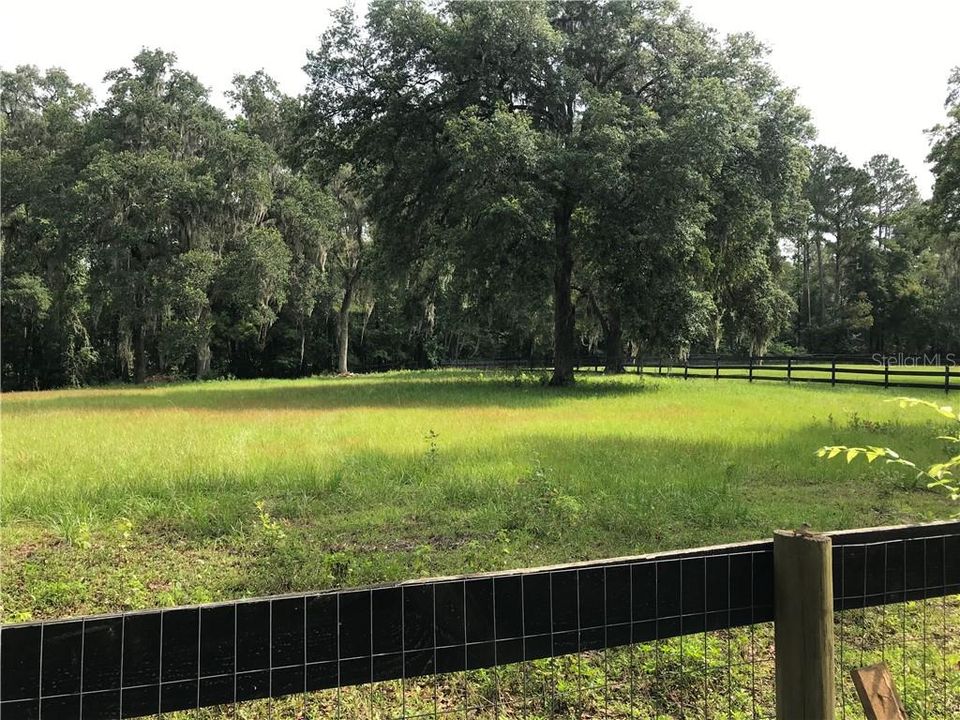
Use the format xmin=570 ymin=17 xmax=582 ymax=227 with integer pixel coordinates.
xmin=5 ymin=0 xmax=958 ymax=195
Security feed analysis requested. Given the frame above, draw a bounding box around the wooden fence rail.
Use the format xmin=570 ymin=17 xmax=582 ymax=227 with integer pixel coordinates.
xmin=629 ymin=355 xmax=957 ymax=393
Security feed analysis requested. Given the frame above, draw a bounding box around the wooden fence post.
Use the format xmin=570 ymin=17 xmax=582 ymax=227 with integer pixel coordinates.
xmin=715 ymin=356 xmax=720 ymax=380
xmin=774 ymin=530 xmax=836 ymax=720
xmin=831 ymin=357 xmax=837 ymax=386
xmin=684 ymin=359 xmax=689 ymax=380
xmin=749 ymin=355 xmax=754 ymax=382
xmin=946 ymin=364 xmax=951 ymax=394
xmin=850 ymin=663 xmax=907 ymax=719
xmin=884 ymin=358 xmax=889 ymax=389
xmin=787 ymin=356 xmax=792 ymax=383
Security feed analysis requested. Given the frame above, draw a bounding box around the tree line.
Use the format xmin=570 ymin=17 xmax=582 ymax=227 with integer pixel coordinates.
xmin=3 ymin=1 xmax=958 ymax=389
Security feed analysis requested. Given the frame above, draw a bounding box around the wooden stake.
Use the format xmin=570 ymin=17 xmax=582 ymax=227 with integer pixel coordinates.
xmin=774 ymin=529 xmax=836 ymax=720
xmin=850 ymin=663 xmax=907 ymax=720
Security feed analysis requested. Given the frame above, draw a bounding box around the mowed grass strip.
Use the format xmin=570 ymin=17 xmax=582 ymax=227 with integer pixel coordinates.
xmin=1 ymin=370 xmax=956 ymax=621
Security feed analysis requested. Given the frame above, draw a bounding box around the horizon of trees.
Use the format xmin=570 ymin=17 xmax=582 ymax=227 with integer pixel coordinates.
xmin=2 ymin=1 xmax=959 ymax=390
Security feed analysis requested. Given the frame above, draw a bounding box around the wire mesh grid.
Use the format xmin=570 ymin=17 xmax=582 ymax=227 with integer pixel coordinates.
xmin=151 ymin=626 xmax=778 ymax=719
xmin=1 ymin=546 xmax=779 ymax=720
xmin=833 ymin=534 xmax=960 ymax=720
xmin=3 ymin=523 xmax=958 ymax=719
xmin=50 ymin=600 xmax=953 ymax=720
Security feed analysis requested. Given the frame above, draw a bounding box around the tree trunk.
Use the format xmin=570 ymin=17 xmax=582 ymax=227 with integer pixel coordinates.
xmin=803 ymin=238 xmax=812 ymax=326
xmin=196 ymin=341 xmax=211 ymax=379
xmin=816 ymin=238 xmax=825 ymax=323
xmin=338 ymin=281 xmax=354 ymax=375
xmin=196 ymin=305 xmax=212 ymax=379
xmin=603 ymin=311 xmax=625 ymax=374
xmin=550 ymin=203 xmax=577 ymax=386
xmin=299 ymin=321 xmax=307 ymax=376
xmin=712 ymin=311 xmax=724 ymax=353
xmin=133 ymin=322 xmax=147 ymax=384
xmin=834 ymin=229 xmax=842 ymax=309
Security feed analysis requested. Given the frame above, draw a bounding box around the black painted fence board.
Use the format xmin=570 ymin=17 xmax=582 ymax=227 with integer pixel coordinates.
xmin=634 ymin=354 xmax=956 ymax=391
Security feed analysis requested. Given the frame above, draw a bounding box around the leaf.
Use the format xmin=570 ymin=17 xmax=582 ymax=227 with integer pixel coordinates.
xmin=828 ymin=447 xmax=843 ymax=459
xmin=885 ymin=458 xmax=916 ymax=468
xmin=890 ymin=396 xmax=960 ymax=420
xmin=846 ymin=448 xmax=859 ymax=463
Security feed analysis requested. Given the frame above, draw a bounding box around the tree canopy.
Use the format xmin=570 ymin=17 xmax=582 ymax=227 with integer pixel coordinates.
xmin=2 ymin=4 xmax=958 ymax=390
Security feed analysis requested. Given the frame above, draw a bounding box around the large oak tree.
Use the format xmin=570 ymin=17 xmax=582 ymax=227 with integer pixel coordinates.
xmin=303 ymin=0 xmax=810 ymax=383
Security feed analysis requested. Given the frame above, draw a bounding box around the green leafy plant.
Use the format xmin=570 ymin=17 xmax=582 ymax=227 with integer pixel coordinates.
xmin=424 ymin=429 xmax=440 ymax=465
xmin=254 ymin=499 xmax=287 ymax=542
xmin=816 ymin=397 xmax=960 ymax=500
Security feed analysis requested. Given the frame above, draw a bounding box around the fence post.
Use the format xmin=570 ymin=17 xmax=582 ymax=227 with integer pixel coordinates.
xmin=831 ymin=356 xmax=837 ymax=386
xmin=749 ymin=355 xmax=754 ymax=382
xmin=774 ymin=530 xmax=836 ymax=720
xmin=946 ymin=364 xmax=951 ymax=394
xmin=684 ymin=359 xmax=689 ymax=380
xmin=715 ymin=356 xmax=720 ymax=380
xmin=658 ymin=357 xmax=662 ymax=376
xmin=884 ymin=358 xmax=890 ymax=389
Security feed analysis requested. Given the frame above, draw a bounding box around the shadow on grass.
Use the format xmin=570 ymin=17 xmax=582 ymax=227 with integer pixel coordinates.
xmin=3 ymin=370 xmax=657 ymax=415
xmin=2 ymin=422 xmax=953 ymax=621
xmin=6 ymin=420 xmax=948 ymax=550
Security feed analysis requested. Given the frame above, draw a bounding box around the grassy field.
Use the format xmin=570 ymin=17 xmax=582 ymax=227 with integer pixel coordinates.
xmin=2 ymin=369 xmax=957 ymax=622
xmin=3 ymin=370 xmax=958 ymax=718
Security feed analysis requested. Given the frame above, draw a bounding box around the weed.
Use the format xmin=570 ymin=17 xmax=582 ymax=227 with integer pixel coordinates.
xmin=424 ymin=429 xmax=440 ymax=466
xmin=254 ymin=499 xmax=286 ymax=542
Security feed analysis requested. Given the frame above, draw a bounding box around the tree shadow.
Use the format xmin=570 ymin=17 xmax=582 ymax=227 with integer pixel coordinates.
xmin=6 ymin=418 xmax=947 ymax=548
xmin=2 ymin=370 xmax=657 ymax=415
xmin=3 ymin=417 xmax=951 ymax=619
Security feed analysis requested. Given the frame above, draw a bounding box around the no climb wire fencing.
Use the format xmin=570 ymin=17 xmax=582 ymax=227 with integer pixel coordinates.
xmin=1 ymin=520 xmax=958 ymax=719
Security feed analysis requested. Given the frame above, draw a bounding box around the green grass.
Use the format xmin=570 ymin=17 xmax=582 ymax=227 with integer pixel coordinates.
xmin=3 ymin=370 xmax=958 ymax=718
xmin=2 ymin=370 xmax=956 ymax=621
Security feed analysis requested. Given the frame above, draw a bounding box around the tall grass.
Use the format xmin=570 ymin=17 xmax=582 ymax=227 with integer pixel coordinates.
xmin=1 ymin=371 xmax=955 ymax=620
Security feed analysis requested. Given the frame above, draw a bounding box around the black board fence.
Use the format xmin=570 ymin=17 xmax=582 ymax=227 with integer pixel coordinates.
xmin=356 ymin=354 xmax=959 ymax=393
xmin=632 ymin=354 xmax=959 ymax=392
xmin=1 ymin=521 xmax=958 ymax=719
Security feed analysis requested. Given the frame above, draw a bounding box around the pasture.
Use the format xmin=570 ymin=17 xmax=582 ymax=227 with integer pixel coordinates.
xmin=1 ymin=370 xmax=955 ymax=623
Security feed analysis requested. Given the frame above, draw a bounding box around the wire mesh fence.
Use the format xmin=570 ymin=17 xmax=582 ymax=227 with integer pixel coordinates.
xmin=1 ymin=522 xmax=957 ymax=719
xmin=832 ymin=531 xmax=960 ymax=720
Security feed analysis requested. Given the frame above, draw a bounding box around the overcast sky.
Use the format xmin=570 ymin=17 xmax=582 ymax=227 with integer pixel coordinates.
xmin=5 ymin=0 xmax=958 ymax=195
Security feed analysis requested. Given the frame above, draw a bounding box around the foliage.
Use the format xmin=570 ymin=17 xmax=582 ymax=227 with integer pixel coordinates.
xmin=3 ymin=20 xmax=960 ymax=390
xmin=787 ymin=72 xmax=960 ymax=355
xmin=817 ymin=397 xmax=960 ymax=500
xmin=302 ymin=0 xmax=812 ymax=384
